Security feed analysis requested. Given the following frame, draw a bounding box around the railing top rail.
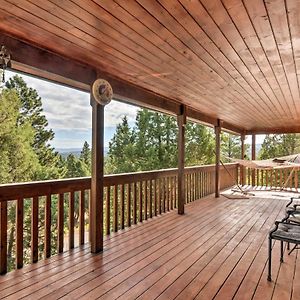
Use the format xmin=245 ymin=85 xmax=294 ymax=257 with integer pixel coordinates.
xmin=0 ymin=163 xmax=238 ymax=201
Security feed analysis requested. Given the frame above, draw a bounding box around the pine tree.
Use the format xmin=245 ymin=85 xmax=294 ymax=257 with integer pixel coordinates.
xmin=107 ymin=116 xmax=136 ymax=174
xmin=221 ymin=133 xmax=243 ymax=162
xmin=80 ymin=141 xmax=91 ymax=172
xmin=185 ymin=122 xmax=214 ymax=165
xmin=0 ymin=89 xmax=40 ymax=183
xmin=258 ymin=134 xmax=300 ymax=159
xmin=5 ymin=75 xmax=64 ymax=179
xmin=65 ymin=154 xmax=90 ymax=178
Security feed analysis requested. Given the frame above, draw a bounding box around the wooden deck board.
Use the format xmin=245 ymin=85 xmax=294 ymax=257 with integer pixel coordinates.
xmin=0 ymin=191 xmax=299 ymax=300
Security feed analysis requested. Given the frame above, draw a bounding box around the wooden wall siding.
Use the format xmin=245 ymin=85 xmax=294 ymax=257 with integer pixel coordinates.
xmin=0 ymin=164 xmax=238 ymax=274
xmin=0 ymin=1 xmax=300 ymax=132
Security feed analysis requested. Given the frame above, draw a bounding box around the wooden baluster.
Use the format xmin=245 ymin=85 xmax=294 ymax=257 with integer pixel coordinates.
xmin=290 ymin=169 xmax=293 ymax=189
xmin=139 ymin=181 xmax=143 ymax=222
xmin=45 ymin=194 xmax=51 ymax=258
xmin=105 ymin=187 xmax=111 ymax=235
xmin=31 ymin=196 xmax=39 ymax=262
xmin=194 ymin=173 xmax=197 ymax=200
xmin=154 ymin=179 xmax=157 ymax=216
xmin=121 ymin=184 xmax=125 ymax=229
xmin=185 ymin=174 xmax=188 ymax=203
xmin=144 ymin=181 xmax=148 ymax=220
xmin=114 ymin=185 xmax=118 ymax=232
xmin=190 ymin=173 xmax=192 ymax=202
xmin=256 ymin=169 xmax=259 ymax=187
xmin=0 ymin=201 xmax=7 ymax=274
xmin=127 ymin=183 xmax=131 ymax=227
xmin=69 ymin=192 xmax=75 ymax=249
xmin=88 ymin=190 xmax=91 ymax=243
xmin=295 ymin=169 xmax=299 ymax=191
xmin=260 ymin=170 xmax=264 ymax=187
xmin=149 ymin=180 xmax=153 ymax=218
xmin=58 ymin=193 xmax=64 ymax=253
xmin=166 ymin=177 xmax=170 ymax=211
xmin=16 ymin=197 xmax=24 ymax=269
xmin=79 ymin=190 xmax=85 ymax=244
xmin=170 ymin=177 xmax=174 ymax=210
xmin=158 ymin=179 xmax=161 ymax=215
xmin=162 ymin=178 xmax=166 ymax=213
xmin=195 ymin=173 xmax=198 ymax=200
xmin=201 ymin=172 xmax=203 ymax=197
xmin=284 ymin=169 xmax=288 ymax=189
xmin=266 ymin=170 xmax=269 ymax=189
xmin=133 ymin=182 xmax=137 ymax=224
xmin=203 ymin=172 xmax=205 ymax=196
xmin=174 ymin=176 xmax=178 ymax=208
xmin=188 ymin=174 xmax=191 ymax=202
xmin=188 ymin=174 xmax=190 ymax=203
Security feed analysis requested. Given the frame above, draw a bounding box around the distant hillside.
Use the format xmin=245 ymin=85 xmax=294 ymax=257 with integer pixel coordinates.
xmin=56 ymin=147 xmax=109 ymax=158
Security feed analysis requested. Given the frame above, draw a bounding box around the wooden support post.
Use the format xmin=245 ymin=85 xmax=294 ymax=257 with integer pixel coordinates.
xmin=0 ymin=201 xmax=7 ymax=274
xmin=240 ymin=134 xmax=246 ymax=186
xmin=215 ymin=120 xmax=221 ymax=198
xmin=252 ymin=134 xmax=256 ymax=186
xmin=90 ymin=97 xmax=104 ymax=253
xmin=177 ymin=105 xmax=186 ymax=215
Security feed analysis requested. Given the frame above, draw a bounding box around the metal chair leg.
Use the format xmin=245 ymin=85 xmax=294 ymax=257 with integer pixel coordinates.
xmin=280 ymin=241 xmax=284 ymax=262
xmin=268 ymin=236 xmax=272 ymax=281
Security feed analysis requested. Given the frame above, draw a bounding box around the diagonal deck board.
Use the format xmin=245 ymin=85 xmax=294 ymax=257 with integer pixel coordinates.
xmin=0 ymin=191 xmax=299 ymax=300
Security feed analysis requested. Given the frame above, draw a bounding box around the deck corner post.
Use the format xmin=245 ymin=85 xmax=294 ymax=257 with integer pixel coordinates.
xmin=215 ymin=119 xmax=222 ymax=198
xmin=240 ymin=133 xmax=246 ymax=186
xmin=252 ymin=134 xmax=256 ymax=186
xmin=177 ymin=104 xmax=186 ymax=215
xmin=90 ymin=90 xmax=105 ymax=253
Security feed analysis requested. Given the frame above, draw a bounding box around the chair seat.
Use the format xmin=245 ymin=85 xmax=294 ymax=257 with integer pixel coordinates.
xmin=272 ymin=223 xmax=300 ymax=242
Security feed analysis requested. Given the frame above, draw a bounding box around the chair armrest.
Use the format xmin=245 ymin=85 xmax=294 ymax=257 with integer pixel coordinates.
xmin=286 ymin=197 xmax=300 ymax=208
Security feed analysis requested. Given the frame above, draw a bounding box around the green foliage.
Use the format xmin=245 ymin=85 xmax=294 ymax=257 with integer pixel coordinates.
xmin=5 ymin=75 xmax=65 ymax=179
xmin=106 ymin=109 xmax=223 ymax=173
xmin=185 ymin=122 xmax=214 ymax=165
xmin=0 ymin=89 xmax=40 ymax=183
xmin=259 ymin=134 xmax=300 ymax=159
xmin=107 ymin=116 xmax=136 ymax=173
xmin=64 ymin=153 xmax=90 ymax=178
xmin=80 ymin=141 xmax=91 ymax=171
xmin=221 ymin=133 xmax=249 ymax=162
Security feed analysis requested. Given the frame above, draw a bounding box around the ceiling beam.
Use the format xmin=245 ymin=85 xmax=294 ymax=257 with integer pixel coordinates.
xmin=0 ymin=33 xmax=242 ymax=134
xmin=246 ymin=127 xmax=300 ymax=135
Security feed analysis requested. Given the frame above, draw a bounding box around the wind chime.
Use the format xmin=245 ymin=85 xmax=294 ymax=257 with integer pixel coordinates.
xmin=0 ymin=45 xmax=11 ymax=84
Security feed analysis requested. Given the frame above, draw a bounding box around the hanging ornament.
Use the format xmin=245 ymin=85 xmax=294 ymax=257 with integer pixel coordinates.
xmin=92 ymin=79 xmax=113 ymax=105
xmin=0 ymin=46 xmax=11 ymax=84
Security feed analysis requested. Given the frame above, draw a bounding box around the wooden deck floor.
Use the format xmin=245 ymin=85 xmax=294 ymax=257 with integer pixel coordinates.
xmin=0 ymin=190 xmax=299 ymax=300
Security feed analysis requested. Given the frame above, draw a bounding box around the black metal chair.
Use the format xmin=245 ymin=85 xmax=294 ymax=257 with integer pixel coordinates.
xmin=268 ymin=220 xmax=300 ymax=281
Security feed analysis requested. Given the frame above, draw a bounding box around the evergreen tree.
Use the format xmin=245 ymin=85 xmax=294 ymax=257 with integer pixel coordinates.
xmin=65 ymin=154 xmax=90 ymax=178
xmin=221 ymin=133 xmax=242 ymax=162
xmin=259 ymin=134 xmax=300 ymax=159
xmin=80 ymin=141 xmax=91 ymax=172
xmin=0 ymin=89 xmax=40 ymax=183
xmin=134 ymin=109 xmax=178 ymax=170
xmin=185 ymin=122 xmax=214 ymax=165
xmin=107 ymin=116 xmax=136 ymax=174
xmin=5 ymin=75 xmax=64 ymax=179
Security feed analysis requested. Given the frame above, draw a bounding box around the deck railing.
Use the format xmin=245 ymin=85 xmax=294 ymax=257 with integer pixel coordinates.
xmin=242 ymin=167 xmax=299 ymax=190
xmin=0 ymin=163 xmax=238 ymax=274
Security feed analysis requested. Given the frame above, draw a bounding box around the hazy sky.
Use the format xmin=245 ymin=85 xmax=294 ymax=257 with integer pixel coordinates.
xmin=6 ymin=70 xmax=264 ymax=149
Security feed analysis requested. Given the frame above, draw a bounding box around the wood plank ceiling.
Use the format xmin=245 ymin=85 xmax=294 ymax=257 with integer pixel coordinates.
xmin=0 ymin=0 xmax=299 ymax=133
